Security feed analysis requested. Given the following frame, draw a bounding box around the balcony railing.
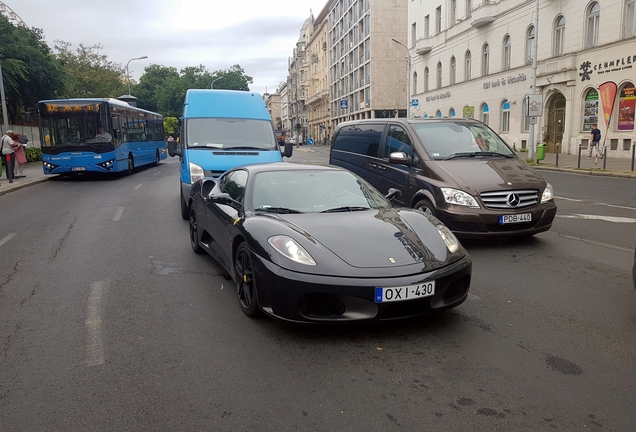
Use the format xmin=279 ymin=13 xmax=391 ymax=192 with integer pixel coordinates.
xmin=415 ymin=37 xmax=433 ymax=55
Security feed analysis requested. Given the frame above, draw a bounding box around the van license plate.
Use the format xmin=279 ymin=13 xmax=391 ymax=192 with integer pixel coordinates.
xmin=499 ymin=213 xmax=531 ymax=224
xmin=375 ymin=282 xmax=435 ymax=303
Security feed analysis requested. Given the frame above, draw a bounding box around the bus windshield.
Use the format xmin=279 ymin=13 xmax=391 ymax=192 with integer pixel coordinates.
xmin=186 ymin=118 xmax=277 ymax=150
xmin=40 ymin=112 xmax=113 ymax=147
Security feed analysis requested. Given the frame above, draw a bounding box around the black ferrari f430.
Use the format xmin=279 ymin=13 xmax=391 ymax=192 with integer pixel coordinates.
xmin=187 ymin=162 xmax=472 ymax=324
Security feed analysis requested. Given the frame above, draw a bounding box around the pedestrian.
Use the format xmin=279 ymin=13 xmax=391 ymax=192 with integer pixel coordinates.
xmin=588 ymin=124 xmax=601 ymax=159
xmin=2 ymin=129 xmax=18 ymax=180
xmin=13 ymin=133 xmax=27 ymax=178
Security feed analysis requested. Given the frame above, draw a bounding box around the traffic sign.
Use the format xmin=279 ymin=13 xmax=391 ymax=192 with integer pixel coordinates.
xmin=411 ymin=99 xmax=419 ymax=107
xmin=526 ymin=94 xmax=544 ymax=117
xmin=340 ymin=99 xmax=348 ymax=109
xmin=307 ymin=138 xmax=314 ymax=145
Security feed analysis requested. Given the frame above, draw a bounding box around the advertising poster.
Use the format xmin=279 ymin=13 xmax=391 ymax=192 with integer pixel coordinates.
xmin=618 ymin=83 xmax=635 ymax=131
xmin=582 ymin=89 xmax=598 ymax=132
xmin=598 ymin=81 xmax=617 ymax=128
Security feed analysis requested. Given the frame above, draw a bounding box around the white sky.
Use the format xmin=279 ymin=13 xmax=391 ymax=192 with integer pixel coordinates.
xmin=10 ymin=0 xmax=328 ymax=94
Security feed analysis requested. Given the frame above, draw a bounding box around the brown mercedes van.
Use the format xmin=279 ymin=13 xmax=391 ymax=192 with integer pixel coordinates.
xmin=329 ymin=118 xmax=557 ymax=238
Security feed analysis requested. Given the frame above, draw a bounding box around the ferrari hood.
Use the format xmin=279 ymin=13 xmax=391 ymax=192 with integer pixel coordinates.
xmin=279 ymin=208 xmax=453 ymax=270
xmin=435 ymin=158 xmax=546 ymax=195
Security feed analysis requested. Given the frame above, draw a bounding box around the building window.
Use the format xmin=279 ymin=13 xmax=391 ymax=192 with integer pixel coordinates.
xmin=449 ymin=108 xmax=456 ymax=117
xmin=465 ymin=50 xmax=472 ymax=80
xmin=411 ymin=22 xmax=417 ymax=47
xmin=436 ymin=6 xmax=442 ymax=34
xmin=502 ymin=35 xmax=511 ymax=71
xmin=481 ymin=103 xmax=489 ymax=125
xmin=582 ymin=88 xmax=599 ymax=132
xmin=553 ymin=15 xmax=565 ymax=56
xmin=424 ymin=67 xmax=429 ymax=92
xmin=482 ymin=43 xmax=489 ymax=76
xmin=618 ymin=83 xmax=635 ymax=131
xmin=451 ymin=0 xmax=456 ymax=25
xmin=501 ymin=100 xmax=511 ymax=132
xmin=626 ymin=0 xmax=636 ymax=38
xmin=526 ymin=25 xmax=535 ymax=65
xmin=413 ymin=72 xmax=418 ymax=94
xmin=450 ymin=56 xmax=456 ymax=85
xmin=437 ymin=62 xmax=442 ymax=88
xmin=425 ymin=15 xmax=430 ymax=38
xmin=436 ymin=109 xmax=443 ymax=118
xmin=585 ymin=2 xmax=600 ymax=49
xmin=466 ymin=0 xmax=472 ymax=18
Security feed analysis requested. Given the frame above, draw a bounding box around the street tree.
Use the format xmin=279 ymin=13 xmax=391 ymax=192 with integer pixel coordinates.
xmin=134 ymin=64 xmax=180 ymax=113
xmin=54 ymin=41 xmax=125 ymax=99
xmin=0 ymin=15 xmax=65 ymax=122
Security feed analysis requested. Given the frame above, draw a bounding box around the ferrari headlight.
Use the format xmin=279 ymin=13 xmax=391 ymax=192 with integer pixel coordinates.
xmin=189 ymin=162 xmax=204 ymax=184
xmin=436 ymin=224 xmax=460 ymax=253
xmin=441 ymin=188 xmax=480 ymax=208
xmin=268 ymin=236 xmax=316 ymax=266
xmin=541 ymin=183 xmax=554 ymax=203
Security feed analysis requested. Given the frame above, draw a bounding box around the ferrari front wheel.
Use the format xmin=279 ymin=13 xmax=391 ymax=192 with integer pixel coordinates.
xmin=234 ymin=242 xmax=260 ymax=317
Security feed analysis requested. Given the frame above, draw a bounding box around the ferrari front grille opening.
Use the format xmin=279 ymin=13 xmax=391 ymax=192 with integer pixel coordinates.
xmin=299 ymin=293 xmax=346 ymax=317
xmin=443 ymin=275 xmax=470 ymax=302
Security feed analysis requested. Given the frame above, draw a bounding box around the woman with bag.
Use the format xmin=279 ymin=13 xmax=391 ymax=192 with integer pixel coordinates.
xmin=12 ymin=133 xmax=26 ymax=178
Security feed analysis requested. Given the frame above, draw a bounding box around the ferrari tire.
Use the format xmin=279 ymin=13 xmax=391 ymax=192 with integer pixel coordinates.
xmin=189 ymin=207 xmax=204 ymax=254
xmin=234 ymin=242 xmax=260 ymax=317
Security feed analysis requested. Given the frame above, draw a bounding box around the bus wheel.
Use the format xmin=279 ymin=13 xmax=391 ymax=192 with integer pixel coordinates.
xmin=125 ymin=155 xmax=134 ymax=176
xmin=154 ymin=150 xmax=160 ymax=166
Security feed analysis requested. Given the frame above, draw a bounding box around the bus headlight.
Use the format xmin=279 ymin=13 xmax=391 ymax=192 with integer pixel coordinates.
xmin=98 ymin=159 xmax=115 ymax=171
xmin=189 ymin=162 xmax=204 ymax=183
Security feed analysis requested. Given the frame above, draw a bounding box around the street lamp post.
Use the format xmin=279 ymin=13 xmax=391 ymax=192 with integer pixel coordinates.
xmin=211 ymin=76 xmax=223 ymax=89
xmin=126 ymin=56 xmax=148 ymax=95
xmin=392 ymin=38 xmax=410 ymax=118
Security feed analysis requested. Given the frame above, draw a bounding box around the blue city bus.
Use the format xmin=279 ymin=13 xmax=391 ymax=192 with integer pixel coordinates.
xmin=38 ymin=98 xmax=167 ymax=175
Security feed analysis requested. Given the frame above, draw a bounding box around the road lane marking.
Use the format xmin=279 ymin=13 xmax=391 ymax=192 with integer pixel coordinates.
xmin=153 ymin=171 xmax=161 ymax=176
xmin=134 ymin=184 xmax=143 ymax=190
xmin=112 ymin=206 xmax=124 ymax=221
xmin=0 ymin=233 xmax=17 ymax=248
xmin=556 ymin=214 xmax=636 ymax=223
xmin=556 ymin=196 xmax=636 ymax=211
xmin=86 ymin=280 xmax=108 ymax=367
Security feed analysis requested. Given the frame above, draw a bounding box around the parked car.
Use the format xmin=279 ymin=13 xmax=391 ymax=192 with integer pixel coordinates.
xmin=187 ymin=163 xmax=472 ymax=324
xmin=329 ymin=118 xmax=557 ymax=238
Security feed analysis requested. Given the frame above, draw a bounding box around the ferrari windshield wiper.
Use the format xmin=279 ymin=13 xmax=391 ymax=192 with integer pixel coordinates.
xmin=321 ymin=206 xmax=369 ymax=213
xmin=256 ymin=207 xmax=304 ymax=214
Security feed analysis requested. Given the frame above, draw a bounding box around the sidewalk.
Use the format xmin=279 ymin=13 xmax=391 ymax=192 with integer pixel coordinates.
xmin=0 ymin=161 xmax=50 ymax=196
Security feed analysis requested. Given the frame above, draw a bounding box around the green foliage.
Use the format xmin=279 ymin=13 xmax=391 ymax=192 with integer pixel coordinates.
xmin=0 ymin=15 xmax=66 ymax=121
xmin=24 ymin=146 xmax=42 ymax=162
xmin=134 ymin=63 xmax=254 ymax=117
xmin=163 ymin=117 xmax=179 ymax=137
xmin=54 ymin=41 xmax=126 ymax=98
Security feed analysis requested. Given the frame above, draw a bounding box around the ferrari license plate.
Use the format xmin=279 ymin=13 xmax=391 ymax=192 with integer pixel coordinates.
xmin=499 ymin=213 xmax=531 ymax=224
xmin=375 ymin=281 xmax=435 ymax=303
xmin=71 ymin=167 xmax=86 ymax=171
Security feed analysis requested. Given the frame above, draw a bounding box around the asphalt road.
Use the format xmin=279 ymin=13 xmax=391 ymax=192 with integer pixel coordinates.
xmin=1 ymin=154 xmax=635 ymax=431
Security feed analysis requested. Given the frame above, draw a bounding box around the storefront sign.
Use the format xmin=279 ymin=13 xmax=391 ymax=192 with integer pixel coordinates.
xmin=482 ymin=73 xmax=527 ymax=90
xmin=579 ymin=55 xmax=636 ymax=81
xmin=425 ymin=91 xmax=451 ymax=103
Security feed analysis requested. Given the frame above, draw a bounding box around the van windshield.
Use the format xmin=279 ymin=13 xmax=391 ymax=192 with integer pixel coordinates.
xmin=411 ymin=122 xmax=515 ymax=160
xmin=186 ymin=118 xmax=278 ymax=150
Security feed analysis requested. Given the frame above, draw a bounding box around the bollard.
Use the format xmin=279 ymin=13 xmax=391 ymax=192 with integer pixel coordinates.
xmin=632 ymin=142 xmax=635 ymax=172
xmin=577 ymin=145 xmax=582 ymax=169
xmin=602 ymin=146 xmax=607 ymax=170
xmin=555 ymin=143 xmax=560 ymax=167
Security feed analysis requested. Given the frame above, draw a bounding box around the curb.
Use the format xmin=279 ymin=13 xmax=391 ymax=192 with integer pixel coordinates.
xmin=0 ymin=177 xmax=50 ymax=196
xmin=532 ymin=165 xmax=636 ymax=179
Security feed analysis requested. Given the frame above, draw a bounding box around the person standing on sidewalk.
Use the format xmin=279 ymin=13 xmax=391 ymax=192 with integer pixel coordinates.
xmin=588 ymin=124 xmax=601 ymax=159
xmin=12 ymin=133 xmax=27 ymax=178
xmin=2 ymin=129 xmax=18 ymax=180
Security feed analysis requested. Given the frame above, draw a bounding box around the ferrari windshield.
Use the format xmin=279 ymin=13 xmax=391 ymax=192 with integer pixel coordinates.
xmin=411 ymin=122 xmax=515 ymax=160
xmin=186 ymin=118 xmax=278 ymax=150
xmin=251 ymin=170 xmax=392 ymax=213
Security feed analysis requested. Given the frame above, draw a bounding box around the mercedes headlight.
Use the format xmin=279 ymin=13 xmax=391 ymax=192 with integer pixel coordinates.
xmin=268 ymin=236 xmax=316 ymax=266
xmin=441 ymin=188 xmax=480 ymax=208
xmin=189 ymin=162 xmax=204 ymax=183
xmin=541 ymin=183 xmax=554 ymax=203
xmin=436 ymin=224 xmax=460 ymax=253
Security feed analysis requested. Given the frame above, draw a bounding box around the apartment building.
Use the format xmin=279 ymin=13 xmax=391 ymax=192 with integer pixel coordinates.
xmin=264 ymin=90 xmax=283 ymax=131
xmin=328 ymin=0 xmax=408 ymax=125
xmin=287 ymin=17 xmax=313 ymax=143
xmin=409 ymin=0 xmax=636 ymax=157
xmin=305 ymin=5 xmax=332 ymax=144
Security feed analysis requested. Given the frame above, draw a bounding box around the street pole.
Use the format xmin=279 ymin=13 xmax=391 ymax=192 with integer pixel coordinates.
xmin=126 ymin=56 xmax=148 ymax=95
xmin=527 ymin=0 xmax=539 ymax=160
xmin=0 ymin=61 xmax=9 ymax=130
xmin=392 ymin=39 xmax=410 ymax=118
xmin=211 ymin=76 xmax=223 ymax=89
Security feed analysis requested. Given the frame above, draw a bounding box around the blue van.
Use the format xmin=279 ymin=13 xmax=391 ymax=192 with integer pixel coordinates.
xmin=167 ymin=89 xmax=293 ymax=218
